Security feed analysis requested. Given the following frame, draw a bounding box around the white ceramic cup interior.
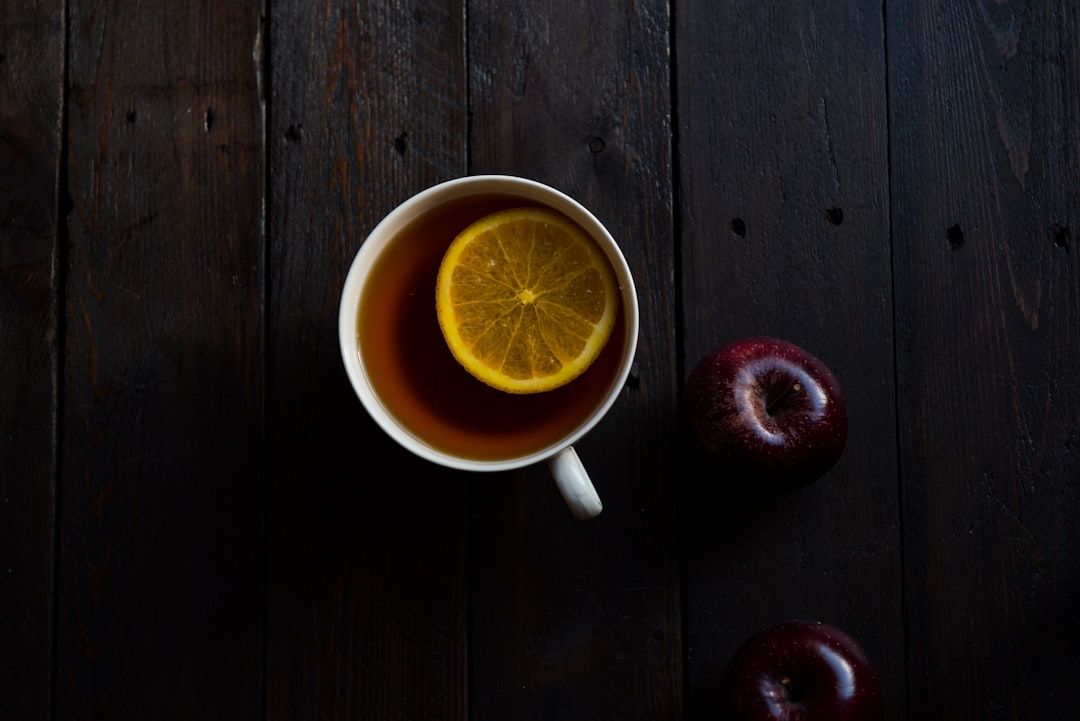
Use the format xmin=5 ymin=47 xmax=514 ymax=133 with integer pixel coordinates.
xmin=338 ymin=175 xmax=639 ymax=520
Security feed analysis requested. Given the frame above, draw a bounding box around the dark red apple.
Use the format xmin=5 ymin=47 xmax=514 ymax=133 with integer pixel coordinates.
xmin=682 ymin=337 xmax=847 ymax=493
xmin=720 ymin=620 xmax=885 ymax=721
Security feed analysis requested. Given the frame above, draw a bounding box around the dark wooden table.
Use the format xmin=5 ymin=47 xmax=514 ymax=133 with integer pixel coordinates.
xmin=3 ymin=1 xmax=1078 ymax=719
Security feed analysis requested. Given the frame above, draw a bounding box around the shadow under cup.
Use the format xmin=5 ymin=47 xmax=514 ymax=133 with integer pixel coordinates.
xmin=340 ymin=176 xmax=639 ymax=471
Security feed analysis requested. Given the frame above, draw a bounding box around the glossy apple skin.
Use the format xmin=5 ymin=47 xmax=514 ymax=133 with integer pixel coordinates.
xmin=720 ymin=620 xmax=885 ymax=721
xmin=682 ymin=337 xmax=847 ymax=493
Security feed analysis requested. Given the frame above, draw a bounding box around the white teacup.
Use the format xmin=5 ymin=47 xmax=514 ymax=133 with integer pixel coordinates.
xmin=338 ymin=175 xmax=639 ymax=520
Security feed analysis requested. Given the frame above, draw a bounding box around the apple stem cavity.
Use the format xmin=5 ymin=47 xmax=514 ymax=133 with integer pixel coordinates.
xmin=765 ymin=382 xmax=803 ymax=416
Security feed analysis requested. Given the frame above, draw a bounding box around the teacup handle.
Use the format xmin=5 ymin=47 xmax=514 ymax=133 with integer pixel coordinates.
xmin=547 ymin=447 xmax=603 ymax=520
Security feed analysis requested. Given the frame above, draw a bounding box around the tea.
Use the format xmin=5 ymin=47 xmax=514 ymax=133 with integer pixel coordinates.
xmin=356 ymin=192 xmax=625 ymax=462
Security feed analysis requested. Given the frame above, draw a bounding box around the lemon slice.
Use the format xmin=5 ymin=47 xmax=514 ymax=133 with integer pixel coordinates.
xmin=435 ymin=206 xmax=619 ymax=394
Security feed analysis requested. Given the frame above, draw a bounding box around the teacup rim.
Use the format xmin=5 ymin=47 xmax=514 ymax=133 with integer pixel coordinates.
xmin=338 ymin=173 xmax=640 ymax=472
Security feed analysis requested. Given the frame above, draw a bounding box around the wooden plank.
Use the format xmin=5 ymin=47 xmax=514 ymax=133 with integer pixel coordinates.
xmin=466 ymin=2 xmax=681 ymax=719
xmin=0 ymin=1 xmax=63 ymax=718
xmin=889 ymin=3 xmax=1080 ymax=718
xmin=676 ymin=1 xmax=905 ymax=718
xmin=264 ymin=1 xmax=469 ymax=719
xmin=57 ymin=1 xmax=266 ymax=717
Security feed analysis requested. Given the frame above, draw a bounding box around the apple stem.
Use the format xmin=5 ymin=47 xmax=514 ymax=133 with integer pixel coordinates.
xmin=766 ymin=382 xmax=803 ymax=416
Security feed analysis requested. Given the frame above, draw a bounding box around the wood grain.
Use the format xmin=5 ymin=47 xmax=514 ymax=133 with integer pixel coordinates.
xmin=676 ymin=1 xmax=905 ymax=718
xmin=467 ymin=1 xmax=682 ymax=719
xmin=57 ymin=1 xmax=266 ymax=717
xmin=0 ymin=1 xmax=63 ymax=718
xmin=265 ymin=1 xmax=469 ymax=718
xmin=889 ymin=2 xmax=1080 ymax=719
xmin=3 ymin=0 xmax=1079 ymax=718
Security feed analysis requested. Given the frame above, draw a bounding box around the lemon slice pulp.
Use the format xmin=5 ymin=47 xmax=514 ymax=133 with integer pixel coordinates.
xmin=435 ymin=206 xmax=619 ymax=394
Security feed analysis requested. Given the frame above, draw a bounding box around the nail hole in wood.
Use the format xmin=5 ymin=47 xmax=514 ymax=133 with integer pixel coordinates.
xmin=947 ymin=223 xmax=965 ymax=250
xmin=731 ymin=217 xmax=746 ymax=237
xmin=1052 ymin=224 xmax=1070 ymax=252
xmin=826 ymin=207 xmax=844 ymax=225
xmin=394 ymin=132 xmax=408 ymax=155
xmin=204 ymin=107 xmax=214 ymax=132
xmin=284 ymin=124 xmax=302 ymax=143
xmin=588 ymin=136 xmax=605 ymax=154
xmin=126 ymin=109 xmax=136 ymax=123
